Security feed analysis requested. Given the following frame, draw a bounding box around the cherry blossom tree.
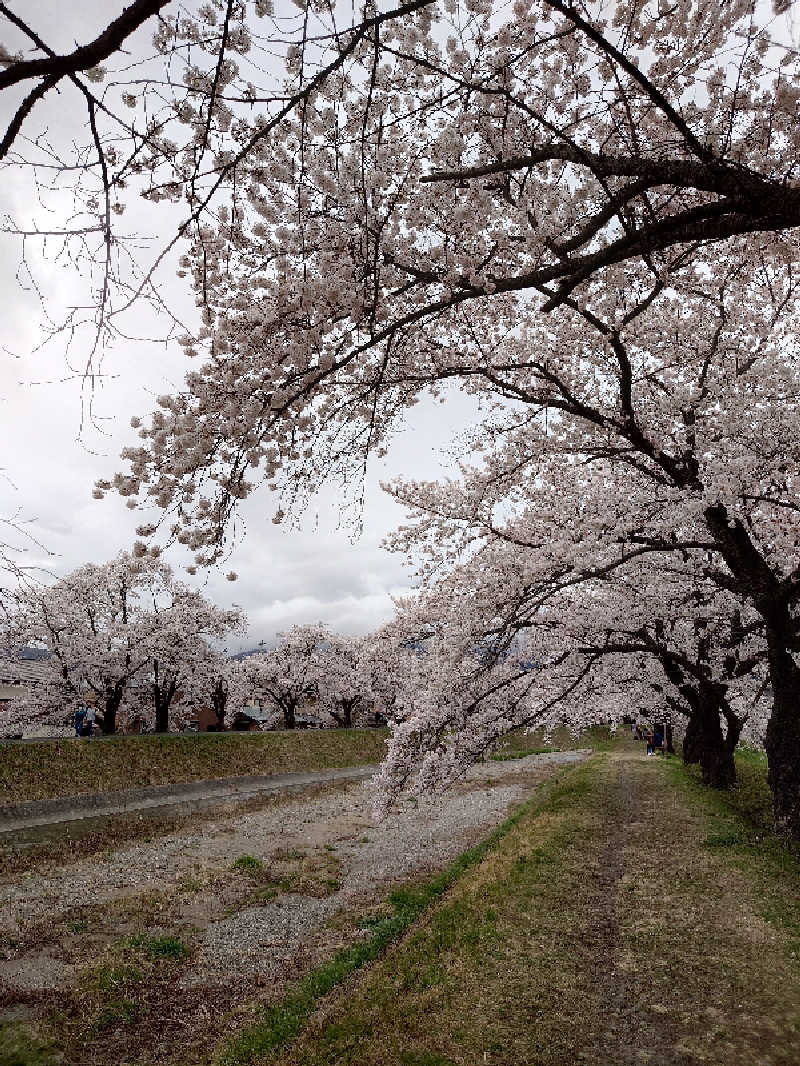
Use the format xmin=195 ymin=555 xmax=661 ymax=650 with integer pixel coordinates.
xmin=1 ymin=551 xmax=245 ymax=735
xmin=246 ymin=623 xmax=328 ymax=729
xmin=107 ymin=1 xmax=800 ymax=546
xmin=313 ymin=633 xmax=374 ymax=727
xmin=136 ymin=584 xmax=245 ymax=731
xmin=6 ymin=1 xmax=800 ymax=367
xmin=358 ymin=626 xmax=431 ymax=725
xmin=367 ymin=253 xmax=794 ymax=811
xmin=2 ymin=553 xmax=169 ymax=733
xmin=371 ymin=543 xmax=770 ymax=815
xmin=187 ymin=651 xmax=252 ymax=730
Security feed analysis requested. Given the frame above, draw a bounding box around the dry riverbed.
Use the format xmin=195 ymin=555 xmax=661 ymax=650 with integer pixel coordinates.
xmin=0 ymin=749 xmax=586 ymax=1065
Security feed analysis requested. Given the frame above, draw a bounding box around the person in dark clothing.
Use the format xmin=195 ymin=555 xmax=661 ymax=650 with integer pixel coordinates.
xmin=653 ymin=727 xmax=664 ymax=753
xmin=74 ymin=705 xmax=87 ymax=738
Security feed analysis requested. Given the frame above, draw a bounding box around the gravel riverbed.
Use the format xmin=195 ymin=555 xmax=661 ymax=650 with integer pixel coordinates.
xmin=0 ymin=750 xmax=588 ymax=996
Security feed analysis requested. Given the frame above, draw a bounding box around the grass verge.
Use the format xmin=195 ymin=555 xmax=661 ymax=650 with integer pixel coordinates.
xmin=490 ymin=723 xmax=615 ymax=758
xmin=665 ymin=751 xmax=800 ymax=962
xmin=0 ymin=729 xmax=388 ymax=807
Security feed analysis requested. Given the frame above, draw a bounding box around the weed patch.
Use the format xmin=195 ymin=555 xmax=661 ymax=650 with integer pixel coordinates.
xmin=0 ymin=1023 xmax=59 ymax=1066
xmin=231 ymin=855 xmax=264 ymax=875
xmin=127 ymin=933 xmax=189 ymax=960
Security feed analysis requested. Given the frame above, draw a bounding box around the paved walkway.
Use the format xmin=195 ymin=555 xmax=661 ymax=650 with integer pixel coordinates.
xmin=0 ymin=764 xmax=378 ymax=835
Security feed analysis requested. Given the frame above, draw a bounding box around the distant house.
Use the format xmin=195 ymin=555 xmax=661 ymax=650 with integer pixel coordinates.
xmin=0 ymin=654 xmax=49 ymax=704
xmin=0 ymin=653 xmax=61 ymax=738
xmin=230 ymin=705 xmax=277 ymax=731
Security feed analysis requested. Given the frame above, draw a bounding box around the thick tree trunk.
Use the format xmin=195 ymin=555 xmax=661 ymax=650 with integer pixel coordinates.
xmin=211 ymin=680 xmax=227 ymax=730
xmin=701 ymin=505 xmax=800 ymax=834
xmin=100 ymin=689 xmax=121 ymax=734
xmin=764 ymin=638 xmax=800 ymax=838
xmin=154 ymin=697 xmax=169 ymax=733
xmin=152 ymin=661 xmax=177 ymax=733
xmin=665 ymin=719 xmax=675 ymax=755
xmin=682 ymin=713 xmax=702 ymax=766
xmin=705 ymin=718 xmax=741 ymax=789
xmin=681 ymin=684 xmax=737 ymax=788
xmin=153 ymin=681 xmax=176 ymax=732
xmin=283 ymin=703 xmax=296 ymax=729
xmin=331 ymin=703 xmax=354 ymax=728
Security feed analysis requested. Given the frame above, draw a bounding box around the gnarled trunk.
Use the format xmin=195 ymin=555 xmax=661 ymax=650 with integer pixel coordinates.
xmin=211 ymin=679 xmax=228 ymax=730
xmin=681 ymin=682 xmax=738 ymax=788
xmin=152 ymin=661 xmax=177 ymax=733
xmin=665 ymin=718 xmax=675 ymax=755
xmin=330 ymin=700 xmax=356 ymax=728
xmin=702 ymin=505 xmax=800 ymax=834
xmin=682 ymin=713 xmax=702 ymax=766
xmin=764 ymin=637 xmax=800 ymax=838
xmin=100 ymin=685 xmax=123 ymax=734
xmin=705 ymin=715 xmax=741 ymax=789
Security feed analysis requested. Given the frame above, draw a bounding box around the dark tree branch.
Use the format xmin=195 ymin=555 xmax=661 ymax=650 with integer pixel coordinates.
xmin=0 ymin=0 xmax=172 ymax=91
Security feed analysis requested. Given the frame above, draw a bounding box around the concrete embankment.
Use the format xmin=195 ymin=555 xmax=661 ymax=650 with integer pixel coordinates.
xmin=0 ymin=764 xmax=378 ymax=837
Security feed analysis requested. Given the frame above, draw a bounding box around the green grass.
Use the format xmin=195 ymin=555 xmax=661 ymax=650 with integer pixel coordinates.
xmin=0 ymin=1023 xmax=59 ymax=1066
xmin=489 ymin=746 xmax=558 ymax=761
xmin=0 ymin=728 xmax=388 ymax=807
xmin=82 ymin=961 xmax=143 ymax=996
xmin=231 ymin=854 xmax=265 ymax=875
xmin=490 ymin=723 xmax=616 ymax=758
xmin=674 ymin=748 xmax=776 ymax=838
xmin=127 ymin=933 xmax=189 ymax=960
xmin=93 ymin=999 xmax=140 ymax=1032
xmin=666 ymin=753 xmax=800 ymax=962
xmin=63 ymin=931 xmax=194 ymax=1047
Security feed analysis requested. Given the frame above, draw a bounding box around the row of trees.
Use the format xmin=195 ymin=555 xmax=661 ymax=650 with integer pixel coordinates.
xmin=0 ymin=553 xmax=246 ymax=735
xmin=97 ymin=1 xmax=799 ymax=833
xmin=246 ymin=622 xmax=414 ymax=729
xmin=0 ymin=555 xmax=421 ymax=736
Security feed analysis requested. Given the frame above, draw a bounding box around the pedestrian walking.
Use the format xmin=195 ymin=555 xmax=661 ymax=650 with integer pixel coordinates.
xmin=85 ymin=704 xmax=96 ymax=737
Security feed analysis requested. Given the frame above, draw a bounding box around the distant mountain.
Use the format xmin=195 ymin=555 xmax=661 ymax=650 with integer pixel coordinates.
xmin=230 ymin=643 xmax=274 ymax=661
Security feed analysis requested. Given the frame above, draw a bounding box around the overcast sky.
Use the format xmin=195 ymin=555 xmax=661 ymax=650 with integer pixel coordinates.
xmin=0 ymin=0 xmax=480 ymax=650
